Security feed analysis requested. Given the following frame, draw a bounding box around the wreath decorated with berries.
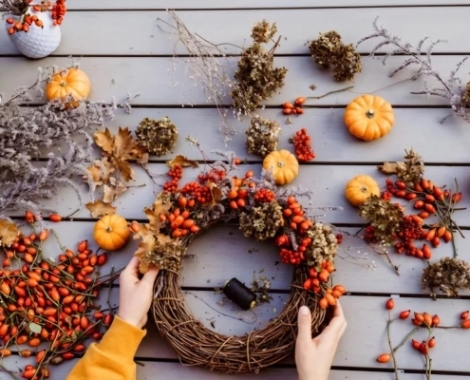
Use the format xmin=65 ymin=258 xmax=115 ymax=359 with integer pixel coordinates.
xmin=133 ymin=152 xmax=345 ymax=374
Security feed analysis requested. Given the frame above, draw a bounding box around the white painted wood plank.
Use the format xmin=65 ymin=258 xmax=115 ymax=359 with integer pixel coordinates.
xmin=68 ymin=0 xmax=470 ymax=9
xmin=1 ymin=56 xmax=465 ymax=108
xmin=34 ymin=220 xmax=470 ymax=295
xmin=1 ymin=8 xmax=469 ymax=55
xmin=43 ymin=107 xmax=470 ymax=164
xmin=24 ymin=164 xmax=470 ymax=227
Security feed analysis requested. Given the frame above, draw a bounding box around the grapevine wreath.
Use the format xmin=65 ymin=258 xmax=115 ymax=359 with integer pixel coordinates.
xmin=133 ymin=152 xmax=345 ymax=374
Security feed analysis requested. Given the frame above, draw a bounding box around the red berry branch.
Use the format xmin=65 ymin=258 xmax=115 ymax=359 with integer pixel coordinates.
xmin=292 ymin=128 xmax=315 ymax=162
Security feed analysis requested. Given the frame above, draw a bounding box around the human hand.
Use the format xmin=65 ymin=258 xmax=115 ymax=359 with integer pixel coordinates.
xmin=117 ymin=257 xmax=159 ymax=329
xmin=295 ymin=301 xmax=347 ymax=380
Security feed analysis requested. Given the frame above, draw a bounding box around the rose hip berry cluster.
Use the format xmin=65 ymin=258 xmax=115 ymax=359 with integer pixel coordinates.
xmin=292 ymin=128 xmax=315 ymax=162
xmin=282 ymin=97 xmax=305 ymax=115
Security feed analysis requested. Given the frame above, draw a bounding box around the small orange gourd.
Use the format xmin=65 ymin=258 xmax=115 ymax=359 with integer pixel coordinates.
xmin=45 ymin=68 xmax=91 ymax=105
xmin=263 ymin=150 xmax=299 ymax=186
xmin=93 ymin=214 xmax=130 ymax=251
xmin=344 ymin=95 xmax=394 ymax=141
xmin=345 ymin=175 xmax=380 ymax=206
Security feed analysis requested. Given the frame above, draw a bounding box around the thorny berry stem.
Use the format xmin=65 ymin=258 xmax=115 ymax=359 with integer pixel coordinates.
xmin=387 ymin=313 xmax=400 ymax=380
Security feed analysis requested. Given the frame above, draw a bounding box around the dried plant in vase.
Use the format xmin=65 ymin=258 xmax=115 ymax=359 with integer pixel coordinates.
xmin=358 ymin=17 xmax=470 ymax=123
xmin=2 ymin=0 xmax=65 ymax=58
xmin=0 ymin=65 xmax=127 ymax=223
xmin=308 ymin=31 xmax=362 ymax=82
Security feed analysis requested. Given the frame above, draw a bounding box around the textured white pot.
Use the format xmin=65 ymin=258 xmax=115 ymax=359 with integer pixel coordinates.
xmin=6 ymin=7 xmax=61 ymax=59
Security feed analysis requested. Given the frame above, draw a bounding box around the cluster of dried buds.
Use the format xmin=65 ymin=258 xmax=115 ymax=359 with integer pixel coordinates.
xmin=0 ymin=212 xmax=116 ymax=379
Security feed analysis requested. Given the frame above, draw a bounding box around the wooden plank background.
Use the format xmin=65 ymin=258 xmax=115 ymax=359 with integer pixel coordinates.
xmin=2 ymin=1 xmax=470 ymax=379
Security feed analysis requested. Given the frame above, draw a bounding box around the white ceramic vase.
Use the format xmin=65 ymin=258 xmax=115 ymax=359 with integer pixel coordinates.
xmin=6 ymin=7 xmax=61 ymax=59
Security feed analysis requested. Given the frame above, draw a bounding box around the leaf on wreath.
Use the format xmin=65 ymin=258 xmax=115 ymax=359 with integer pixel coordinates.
xmin=167 ymin=155 xmax=199 ymax=169
xmin=206 ymin=181 xmax=222 ymax=205
xmin=144 ymin=195 xmax=173 ymax=231
xmin=0 ymin=220 xmax=20 ymax=247
xmin=134 ymin=226 xmax=156 ymax=274
xmin=86 ymin=200 xmax=117 ymax=218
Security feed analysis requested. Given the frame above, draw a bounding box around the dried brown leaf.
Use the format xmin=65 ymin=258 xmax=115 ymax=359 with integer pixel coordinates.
xmin=0 ymin=220 xmax=20 ymax=247
xmin=206 ymin=181 xmax=222 ymax=206
xmin=93 ymin=129 xmax=114 ymax=154
xmin=103 ymin=185 xmax=115 ymax=204
xmin=86 ymin=200 xmax=117 ymax=218
xmin=377 ymin=162 xmax=399 ymax=175
xmin=167 ymin=155 xmax=199 ymax=169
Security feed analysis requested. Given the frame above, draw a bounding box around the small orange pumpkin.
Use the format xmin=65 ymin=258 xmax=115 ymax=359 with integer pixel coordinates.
xmin=345 ymin=175 xmax=380 ymax=206
xmin=344 ymin=95 xmax=394 ymax=141
xmin=45 ymin=68 xmax=91 ymax=105
xmin=263 ymin=150 xmax=299 ymax=186
xmin=93 ymin=214 xmax=130 ymax=251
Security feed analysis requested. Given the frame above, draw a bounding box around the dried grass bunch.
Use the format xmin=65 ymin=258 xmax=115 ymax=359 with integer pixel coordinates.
xmin=358 ymin=17 xmax=470 ymax=123
xmin=308 ymin=31 xmax=362 ymax=82
xmin=0 ymin=65 xmax=125 ymax=221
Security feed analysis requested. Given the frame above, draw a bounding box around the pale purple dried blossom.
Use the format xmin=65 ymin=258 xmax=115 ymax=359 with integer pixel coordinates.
xmin=358 ymin=17 xmax=470 ymax=123
xmin=0 ymin=65 xmax=127 ymax=221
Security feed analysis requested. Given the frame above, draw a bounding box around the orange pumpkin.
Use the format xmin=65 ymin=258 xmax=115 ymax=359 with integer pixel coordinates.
xmin=45 ymin=68 xmax=91 ymax=105
xmin=344 ymin=95 xmax=394 ymax=141
xmin=93 ymin=214 xmax=130 ymax=251
xmin=263 ymin=150 xmax=299 ymax=186
xmin=345 ymin=175 xmax=380 ymax=206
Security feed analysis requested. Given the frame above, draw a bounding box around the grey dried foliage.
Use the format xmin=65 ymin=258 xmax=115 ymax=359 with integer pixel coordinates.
xmin=309 ymin=31 xmax=362 ymax=82
xmin=0 ymin=66 xmax=124 ymax=221
xmin=245 ymin=116 xmax=280 ymax=157
xmin=358 ymin=17 xmax=470 ymax=123
xmin=232 ymin=20 xmax=287 ymax=114
xmin=422 ymin=257 xmax=470 ymax=298
xmin=359 ymin=195 xmax=404 ymax=245
xmin=377 ymin=148 xmax=424 ymax=184
xmin=250 ymin=273 xmax=273 ymax=305
xmin=136 ymin=117 xmax=178 ymax=157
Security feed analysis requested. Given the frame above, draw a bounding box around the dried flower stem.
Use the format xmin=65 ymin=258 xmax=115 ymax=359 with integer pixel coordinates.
xmin=387 ymin=314 xmax=400 ymax=380
xmin=307 ymin=85 xmax=354 ymax=100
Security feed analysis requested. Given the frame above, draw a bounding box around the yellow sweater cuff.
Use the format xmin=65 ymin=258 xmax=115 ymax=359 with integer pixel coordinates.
xmin=98 ymin=315 xmax=147 ymax=360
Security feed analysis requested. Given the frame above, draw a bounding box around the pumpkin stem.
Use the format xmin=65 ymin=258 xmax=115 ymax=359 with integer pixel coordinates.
xmin=277 ymin=160 xmax=285 ymax=168
xmin=105 ymin=226 xmax=113 ymax=233
xmin=366 ymin=109 xmax=375 ymax=118
xmin=60 ymin=80 xmax=67 ymax=87
xmin=360 ymin=186 xmax=369 ymax=193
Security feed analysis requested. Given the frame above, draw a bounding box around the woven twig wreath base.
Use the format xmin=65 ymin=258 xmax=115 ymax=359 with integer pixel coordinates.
xmin=153 ymin=266 xmax=325 ymax=374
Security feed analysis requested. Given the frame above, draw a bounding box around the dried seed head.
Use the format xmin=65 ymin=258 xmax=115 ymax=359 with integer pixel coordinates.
xmin=245 ymin=116 xmax=280 ymax=157
xmin=135 ymin=117 xmax=178 ymax=156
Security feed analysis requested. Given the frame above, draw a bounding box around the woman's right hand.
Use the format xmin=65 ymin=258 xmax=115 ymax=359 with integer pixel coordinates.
xmin=295 ymin=301 xmax=347 ymax=380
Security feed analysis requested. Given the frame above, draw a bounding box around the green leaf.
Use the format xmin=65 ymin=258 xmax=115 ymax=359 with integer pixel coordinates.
xmin=29 ymin=322 xmax=42 ymax=334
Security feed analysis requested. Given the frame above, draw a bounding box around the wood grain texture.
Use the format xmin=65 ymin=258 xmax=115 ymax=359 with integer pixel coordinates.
xmin=34 ymin=108 xmax=470 ymax=164
xmin=67 ymin=0 xmax=470 ymax=9
xmin=2 ymin=56 xmax=467 ymax=108
xmin=1 ymin=8 xmax=469 ymax=55
xmin=25 ymin=163 xmax=470 ymax=226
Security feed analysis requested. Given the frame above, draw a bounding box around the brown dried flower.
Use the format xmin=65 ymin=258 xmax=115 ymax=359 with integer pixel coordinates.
xmin=308 ymin=31 xmax=362 ymax=82
xmin=359 ymin=195 xmax=404 ymax=245
xmin=245 ymin=116 xmax=280 ymax=157
xmin=251 ymin=20 xmax=277 ymax=44
xmin=239 ymin=201 xmax=283 ymax=241
xmin=305 ymin=222 xmax=338 ymax=267
xmin=461 ymin=81 xmax=470 ymax=109
xmin=377 ymin=148 xmax=424 ymax=184
xmin=422 ymin=257 xmax=470 ymax=298
xmin=232 ymin=21 xmax=287 ymax=114
xmin=135 ymin=117 xmax=178 ymax=157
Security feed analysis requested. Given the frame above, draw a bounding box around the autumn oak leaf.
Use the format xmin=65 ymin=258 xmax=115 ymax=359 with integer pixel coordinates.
xmin=86 ymin=200 xmax=117 ymax=218
xmin=167 ymin=155 xmax=199 ymax=169
xmin=0 ymin=220 xmax=20 ymax=247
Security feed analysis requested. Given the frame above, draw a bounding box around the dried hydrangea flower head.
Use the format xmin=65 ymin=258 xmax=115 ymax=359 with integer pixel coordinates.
xmin=422 ymin=257 xmax=470 ymax=298
xmin=308 ymin=31 xmax=362 ymax=82
xmin=239 ymin=201 xmax=284 ymax=241
xmin=251 ymin=20 xmax=277 ymax=44
xmin=378 ymin=148 xmax=424 ymax=184
xmin=245 ymin=116 xmax=280 ymax=157
xmin=359 ymin=195 xmax=404 ymax=245
xmin=136 ymin=117 xmax=178 ymax=157
xmin=232 ymin=20 xmax=287 ymax=114
xmin=305 ymin=222 xmax=338 ymax=266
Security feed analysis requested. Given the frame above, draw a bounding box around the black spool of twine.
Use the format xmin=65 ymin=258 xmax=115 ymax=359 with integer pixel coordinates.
xmin=223 ymin=278 xmax=257 ymax=310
